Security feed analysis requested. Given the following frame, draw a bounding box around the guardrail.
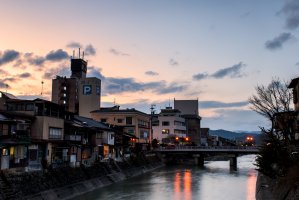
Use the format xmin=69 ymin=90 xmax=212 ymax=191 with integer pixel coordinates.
xmin=155 ymin=145 xmax=259 ymax=153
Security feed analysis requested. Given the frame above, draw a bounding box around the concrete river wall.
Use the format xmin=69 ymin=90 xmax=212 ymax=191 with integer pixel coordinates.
xmin=0 ymin=154 xmax=163 ymax=200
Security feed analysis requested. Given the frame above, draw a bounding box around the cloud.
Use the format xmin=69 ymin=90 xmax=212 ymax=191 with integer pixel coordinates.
xmin=109 ymin=48 xmax=129 ymax=56
xmin=43 ymin=64 xmax=70 ymax=79
xmin=0 ymin=81 xmax=9 ymax=89
xmin=88 ymin=66 xmax=105 ymax=79
xmin=66 ymin=42 xmax=82 ymax=49
xmin=2 ymin=77 xmax=17 ymax=82
xmin=24 ymin=53 xmax=45 ymax=66
xmin=85 ymin=44 xmax=96 ymax=56
xmin=281 ymin=0 xmax=299 ymax=30
xmin=211 ymin=62 xmax=246 ymax=78
xmin=193 ymin=62 xmax=246 ymax=81
xmin=46 ymin=49 xmax=69 ymax=61
xmin=18 ymin=72 xmax=31 ymax=78
xmin=193 ymin=73 xmax=208 ymax=80
xmin=0 ymin=69 xmax=10 ymax=76
xmin=265 ymin=32 xmax=293 ymax=50
xmin=145 ymin=71 xmax=159 ymax=76
xmin=156 ymin=83 xmax=186 ymax=94
xmin=169 ymin=58 xmax=179 ymax=66
xmin=0 ymin=50 xmax=20 ymax=66
xmin=199 ymin=101 xmax=249 ymax=109
xmin=89 ymin=68 xmax=188 ymax=95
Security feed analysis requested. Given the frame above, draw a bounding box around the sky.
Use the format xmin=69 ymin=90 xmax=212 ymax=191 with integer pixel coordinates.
xmin=1 ymin=0 xmax=299 ymax=131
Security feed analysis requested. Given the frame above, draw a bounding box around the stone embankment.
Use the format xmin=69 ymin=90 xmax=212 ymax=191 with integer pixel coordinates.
xmin=0 ymin=154 xmax=163 ymax=200
xmin=256 ymin=172 xmax=299 ymax=200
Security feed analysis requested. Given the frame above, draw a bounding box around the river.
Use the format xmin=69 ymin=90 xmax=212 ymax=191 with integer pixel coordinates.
xmin=73 ymin=155 xmax=257 ymax=200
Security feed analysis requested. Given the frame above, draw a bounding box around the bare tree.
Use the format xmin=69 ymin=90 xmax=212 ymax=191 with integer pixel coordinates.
xmin=249 ymin=78 xmax=295 ymax=177
xmin=249 ymin=78 xmax=292 ymax=133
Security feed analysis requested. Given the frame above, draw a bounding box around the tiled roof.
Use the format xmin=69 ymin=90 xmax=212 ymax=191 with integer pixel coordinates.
xmin=74 ymin=115 xmax=111 ymax=130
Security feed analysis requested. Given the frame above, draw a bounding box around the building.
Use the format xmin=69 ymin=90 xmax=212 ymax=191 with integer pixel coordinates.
xmin=152 ymin=107 xmax=187 ymax=143
xmin=91 ymin=106 xmax=150 ymax=144
xmin=174 ymin=99 xmax=202 ymax=145
xmin=0 ymin=91 xmax=18 ymax=111
xmin=2 ymin=98 xmax=66 ymax=170
xmin=174 ymin=99 xmax=198 ymax=115
xmin=52 ymin=55 xmax=101 ymax=118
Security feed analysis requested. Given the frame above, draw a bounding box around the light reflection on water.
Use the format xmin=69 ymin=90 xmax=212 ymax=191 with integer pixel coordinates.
xmin=73 ymin=155 xmax=257 ymax=200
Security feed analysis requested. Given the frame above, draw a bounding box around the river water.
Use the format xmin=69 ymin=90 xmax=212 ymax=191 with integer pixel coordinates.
xmin=74 ymin=155 xmax=257 ymax=200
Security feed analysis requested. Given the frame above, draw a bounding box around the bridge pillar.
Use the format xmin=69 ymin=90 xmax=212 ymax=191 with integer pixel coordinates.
xmin=229 ymin=155 xmax=237 ymax=170
xmin=193 ymin=154 xmax=204 ymax=167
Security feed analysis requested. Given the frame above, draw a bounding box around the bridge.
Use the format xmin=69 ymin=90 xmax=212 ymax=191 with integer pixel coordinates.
xmin=154 ymin=146 xmax=259 ymax=170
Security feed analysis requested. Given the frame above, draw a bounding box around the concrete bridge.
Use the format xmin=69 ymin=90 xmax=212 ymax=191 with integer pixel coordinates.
xmin=154 ymin=146 xmax=259 ymax=170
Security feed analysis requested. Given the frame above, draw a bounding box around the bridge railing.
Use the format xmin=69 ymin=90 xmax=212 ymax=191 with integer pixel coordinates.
xmin=158 ymin=145 xmax=259 ymax=151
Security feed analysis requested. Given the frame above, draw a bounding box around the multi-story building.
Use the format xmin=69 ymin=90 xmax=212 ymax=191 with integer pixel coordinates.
xmin=0 ymin=91 xmax=18 ymax=111
xmin=152 ymin=107 xmax=186 ymax=143
xmin=174 ymin=99 xmax=202 ymax=145
xmin=91 ymin=106 xmax=150 ymax=144
xmin=52 ymin=56 xmax=101 ymax=118
xmin=0 ymin=96 xmax=118 ymax=170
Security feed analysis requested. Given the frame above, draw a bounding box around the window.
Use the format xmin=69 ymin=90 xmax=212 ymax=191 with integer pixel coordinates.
xmin=162 ymin=129 xmax=170 ymax=134
xmin=101 ymin=118 xmax=107 ymax=123
xmin=96 ymin=132 xmax=103 ymax=139
xmin=0 ymin=124 xmax=9 ymax=135
xmin=25 ymin=103 xmax=34 ymax=111
xmin=126 ymin=117 xmax=132 ymax=125
xmin=49 ymin=127 xmax=62 ymax=139
xmin=117 ymin=119 xmax=123 ymax=123
xmin=162 ymin=121 xmax=170 ymax=126
xmin=174 ymin=121 xmax=185 ymax=126
xmin=96 ymin=86 xmax=101 ymax=95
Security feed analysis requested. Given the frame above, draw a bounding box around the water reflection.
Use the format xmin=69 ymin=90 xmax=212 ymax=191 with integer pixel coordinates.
xmin=72 ymin=155 xmax=257 ymax=200
xmin=173 ymin=170 xmax=192 ymax=200
xmin=184 ymin=170 xmax=192 ymax=200
xmin=247 ymin=170 xmax=257 ymax=200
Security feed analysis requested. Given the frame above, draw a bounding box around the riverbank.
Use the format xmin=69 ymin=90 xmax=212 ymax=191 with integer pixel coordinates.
xmin=256 ymin=162 xmax=299 ymax=200
xmin=0 ymin=154 xmax=163 ymax=200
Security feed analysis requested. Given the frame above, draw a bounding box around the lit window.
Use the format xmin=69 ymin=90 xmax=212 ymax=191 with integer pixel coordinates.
xmin=0 ymin=92 xmax=2 ymax=98
xmin=63 ymin=100 xmax=66 ymax=104
xmin=162 ymin=129 xmax=170 ymax=134
xmin=49 ymin=127 xmax=62 ymax=139
xmin=63 ymin=86 xmax=67 ymax=90
xmin=63 ymin=93 xmax=66 ymax=97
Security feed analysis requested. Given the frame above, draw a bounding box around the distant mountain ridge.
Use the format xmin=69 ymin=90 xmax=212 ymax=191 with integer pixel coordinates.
xmin=209 ymin=129 xmax=262 ymax=145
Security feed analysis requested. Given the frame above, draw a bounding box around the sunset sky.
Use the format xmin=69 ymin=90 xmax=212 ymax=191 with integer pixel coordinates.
xmin=1 ymin=0 xmax=299 ymax=131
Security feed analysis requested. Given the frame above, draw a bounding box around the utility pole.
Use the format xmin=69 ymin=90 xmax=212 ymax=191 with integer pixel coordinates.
xmin=150 ymin=104 xmax=156 ymax=146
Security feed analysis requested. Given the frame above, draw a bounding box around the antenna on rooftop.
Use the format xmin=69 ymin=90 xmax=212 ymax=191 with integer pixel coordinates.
xmin=82 ymin=51 xmax=84 ymax=59
xmin=150 ymin=104 xmax=156 ymax=115
xmin=5 ymin=84 xmax=8 ymax=94
xmin=79 ymin=48 xmax=81 ymax=58
xmin=73 ymin=50 xmax=75 ymax=58
xmin=41 ymin=81 xmax=44 ymax=95
xmin=113 ymin=98 xmax=116 ymax=106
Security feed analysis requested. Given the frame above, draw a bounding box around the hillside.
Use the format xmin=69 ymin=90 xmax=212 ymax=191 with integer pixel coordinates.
xmin=209 ymin=129 xmax=262 ymax=145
